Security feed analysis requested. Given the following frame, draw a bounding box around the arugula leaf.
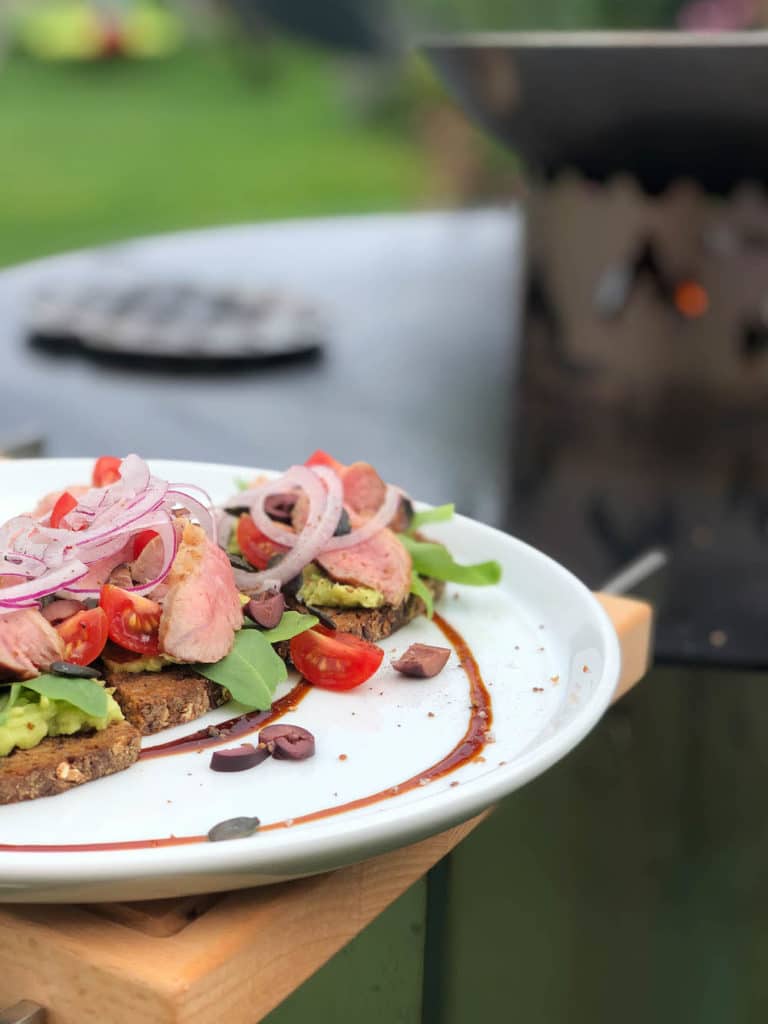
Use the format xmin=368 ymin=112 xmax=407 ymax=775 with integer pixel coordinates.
xmin=409 ymin=572 xmax=434 ymax=618
xmin=21 ymin=675 xmax=109 ymax=718
xmin=409 ymin=503 xmax=455 ymax=531
xmin=0 ymin=683 xmax=21 ymax=724
xmin=399 ymin=534 xmax=502 ymax=586
xmin=195 ymin=630 xmax=287 ymax=711
xmin=245 ymin=610 xmax=318 ymax=644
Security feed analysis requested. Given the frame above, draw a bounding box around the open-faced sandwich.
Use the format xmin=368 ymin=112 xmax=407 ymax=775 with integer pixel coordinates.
xmin=0 ymin=452 xmax=500 ymax=803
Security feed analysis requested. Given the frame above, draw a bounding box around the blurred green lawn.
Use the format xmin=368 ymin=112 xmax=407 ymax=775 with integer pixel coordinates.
xmin=0 ymin=42 xmax=429 ymax=267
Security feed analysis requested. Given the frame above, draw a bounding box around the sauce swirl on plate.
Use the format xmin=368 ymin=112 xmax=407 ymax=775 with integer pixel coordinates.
xmin=0 ymin=613 xmax=492 ymax=853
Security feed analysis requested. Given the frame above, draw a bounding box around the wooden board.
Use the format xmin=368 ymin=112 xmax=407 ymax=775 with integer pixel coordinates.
xmin=0 ymin=594 xmax=652 ymax=1024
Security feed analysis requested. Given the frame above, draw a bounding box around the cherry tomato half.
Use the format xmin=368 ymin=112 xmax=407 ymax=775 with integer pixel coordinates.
xmin=100 ymin=584 xmax=162 ymax=656
xmin=92 ymin=456 xmax=122 ymax=488
xmin=289 ymin=625 xmax=384 ymax=690
xmin=50 ymin=491 xmax=78 ymax=529
xmin=56 ymin=607 xmax=109 ymax=666
xmin=305 ymin=450 xmax=344 ymax=472
xmin=236 ymin=514 xmax=290 ymax=571
xmin=132 ymin=529 xmax=158 ymax=560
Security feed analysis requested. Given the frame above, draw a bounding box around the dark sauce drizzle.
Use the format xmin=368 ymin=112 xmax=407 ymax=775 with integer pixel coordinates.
xmin=0 ymin=613 xmax=492 ymax=853
xmin=139 ymin=682 xmax=312 ymax=761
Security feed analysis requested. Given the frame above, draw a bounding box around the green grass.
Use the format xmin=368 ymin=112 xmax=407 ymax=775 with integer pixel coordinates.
xmin=0 ymin=42 xmax=429 ymax=267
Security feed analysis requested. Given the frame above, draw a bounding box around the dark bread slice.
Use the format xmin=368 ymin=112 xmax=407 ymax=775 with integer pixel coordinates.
xmin=107 ymin=667 xmax=228 ymax=736
xmin=0 ymin=721 xmax=141 ymax=805
xmin=285 ymin=577 xmax=445 ymax=642
xmin=106 ymin=578 xmax=443 ymax=732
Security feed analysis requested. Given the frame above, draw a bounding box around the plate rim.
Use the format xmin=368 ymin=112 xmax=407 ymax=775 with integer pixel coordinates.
xmin=0 ymin=457 xmax=621 ymax=892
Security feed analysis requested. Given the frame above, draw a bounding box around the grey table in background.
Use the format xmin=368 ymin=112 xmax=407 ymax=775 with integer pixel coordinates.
xmin=0 ymin=208 xmax=524 ymax=526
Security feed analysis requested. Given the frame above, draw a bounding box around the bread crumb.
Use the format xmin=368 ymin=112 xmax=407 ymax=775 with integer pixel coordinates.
xmin=55 ymin=761 xmax=85 ymax=784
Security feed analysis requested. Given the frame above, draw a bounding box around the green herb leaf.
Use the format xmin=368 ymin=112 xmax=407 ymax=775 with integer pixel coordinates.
xmin=409 ymin=503 xmax=455 ymax=531
xmin=399 ymin=535 xmax=502 ymax=587
xmin=195 ymin=630 xmax=287 ymax=711
xmin=247 ymin=611 xmax=319 ymax=644
xmin=0 ymin=683 xmax=21 ymax=724
xmin=21 ymin=675 xmax=108 ymax=718
xmin=234 ymin=476 xmax=250 ymax=492
xmin=409 ymin=572 xmax=434 ymax=618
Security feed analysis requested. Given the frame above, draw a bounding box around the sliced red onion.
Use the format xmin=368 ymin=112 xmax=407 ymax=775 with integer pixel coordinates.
xmin=0 ymin=560 xmax=89 ymax=608
xmin=62 ymin=485 xmax=168 ymax=545
xmin=166 ymin=486 xmax=214 ymax=539
xmin=0 ymin=603 xmax=38 ymax=617
xmin=1 ymin=552 xmax=47 ymax=577
xmin=235 ymin=465 xmax=343 ymax=589
xmin=0 ymin=455 xmax=214 ymax=611
xmin=246 ymin=474 xmax=401 ymax=556
xmin=118 ymin=453 xmax=151 ymax=493
xmin=321 ymin=484 xmax=402 ymax=551
xmin=250 ymin=493 xmax=304 ymax=548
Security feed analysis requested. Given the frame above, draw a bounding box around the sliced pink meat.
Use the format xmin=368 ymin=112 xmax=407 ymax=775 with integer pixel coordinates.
xmin=159 ymin=521 xmax=242 ymax=663
xmin=41 ymin=599 xmax=84 ymax=626
xmin=317 ymin=528 xmax=412 ymax=606
xmin=0 ymin=609 xmax=65 ymax=680
xmin=340 ymin=462 xmax=387 ymax=517
xmin=107 ymin=563 xmax=133 ymax=589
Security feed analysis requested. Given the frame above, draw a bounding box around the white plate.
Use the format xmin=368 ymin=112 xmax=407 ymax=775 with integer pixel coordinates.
xmin=0 ymin=459 xmax=620 ymax=902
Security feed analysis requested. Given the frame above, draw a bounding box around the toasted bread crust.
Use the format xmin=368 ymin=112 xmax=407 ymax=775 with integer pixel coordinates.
xmin=0 ymin=721 xmax=141 ymax=805
xmin=107 ymin=667 xmax=228 ymax=736
xmin=107 ymin=579 xmax=442 ymax=735
xmin=285 ymin=577 xmax=445 ymax=642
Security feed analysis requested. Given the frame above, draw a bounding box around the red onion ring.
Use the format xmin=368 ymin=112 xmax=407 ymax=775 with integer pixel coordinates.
xmin=246 ymin=472 xmax=402 ymax=555
xmin=318 ymin=484 xmax=402 ymax=552
xmin=166 ymin=486 xmax=215 ymax=539
xmin=0 ymin=560 xmax=89 ymax=609
xmin=0 ymin=455 xmax=213 ymax=612
xmin=235 ymin=465 xmax=343 ymax=591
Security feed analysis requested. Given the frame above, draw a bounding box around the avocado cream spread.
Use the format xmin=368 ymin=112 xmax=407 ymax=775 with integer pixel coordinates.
xmin=101 ymin=653 xmax=179 ymax=674
xmin=0 ymin=691 xmax=123 ymax=757
xmin=298 ymin=564 xmax=384 ymax=609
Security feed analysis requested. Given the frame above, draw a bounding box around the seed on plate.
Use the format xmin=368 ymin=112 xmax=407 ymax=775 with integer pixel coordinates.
xmin=207 ymin=816 xmax=261 ymax=842
xmin=50 ymin=661 xmax=102 ymax=679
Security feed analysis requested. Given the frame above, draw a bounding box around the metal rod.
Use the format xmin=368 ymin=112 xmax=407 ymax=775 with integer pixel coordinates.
xmin=600 ymin=547 xmax=668 ymax=596
xmin=0 ymin=1002 xmax=46 ymax=1024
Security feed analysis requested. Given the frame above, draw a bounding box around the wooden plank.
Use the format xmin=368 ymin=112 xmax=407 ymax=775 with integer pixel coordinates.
xmin=88 ymin=894 xmax=219 ymax=937
xmin=596 ymin=593 xmax=653 ymax=702
xmin=0 ymin=816 xmax=486 ymax=1024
